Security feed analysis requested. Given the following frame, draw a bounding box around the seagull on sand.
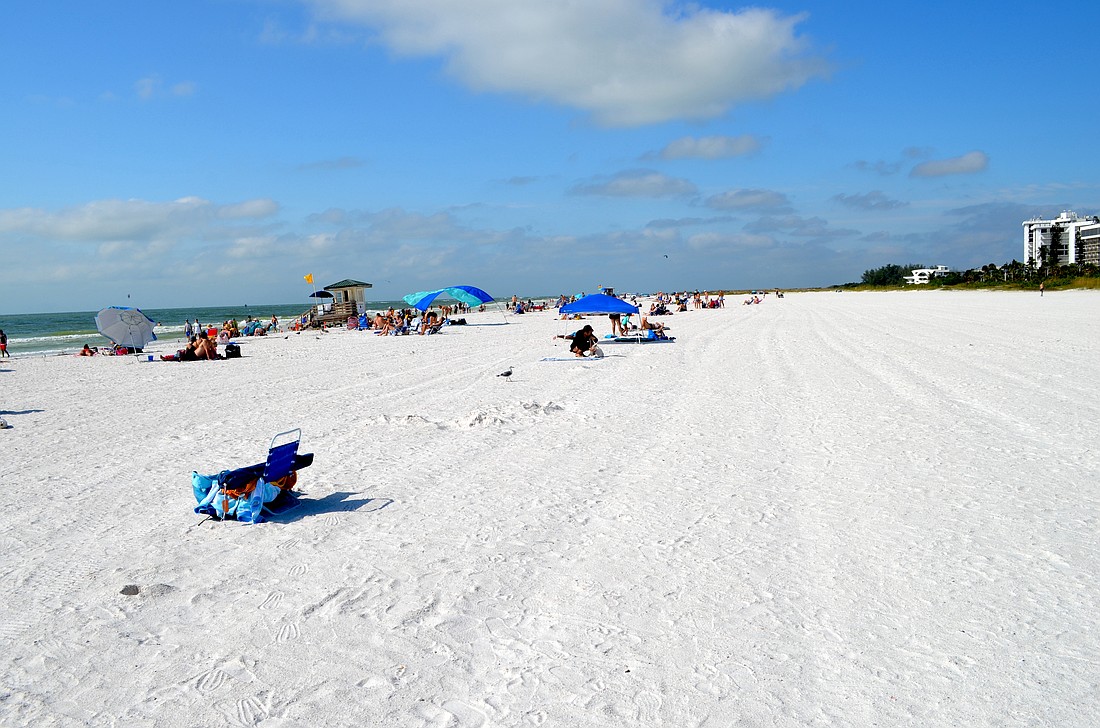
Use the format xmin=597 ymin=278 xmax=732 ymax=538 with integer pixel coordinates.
xmin=498 ymin=367 xmax=513 ymax=379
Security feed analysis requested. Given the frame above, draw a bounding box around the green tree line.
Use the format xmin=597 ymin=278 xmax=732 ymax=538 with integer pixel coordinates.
xmin=861 ymin=258 xmax=1100 ymax=288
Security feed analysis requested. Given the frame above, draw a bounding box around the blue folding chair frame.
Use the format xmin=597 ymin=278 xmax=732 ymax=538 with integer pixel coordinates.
xmin=244 ymin=428 xmax=301 ymax=524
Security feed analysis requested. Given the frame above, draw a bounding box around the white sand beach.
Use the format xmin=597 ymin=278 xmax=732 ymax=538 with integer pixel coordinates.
xmin=1 ymin=290 xmax=1098 ymax=727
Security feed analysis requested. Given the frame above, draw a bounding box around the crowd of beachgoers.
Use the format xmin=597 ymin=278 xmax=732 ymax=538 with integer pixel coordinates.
xmin=61 ymin=288 xmax=774 ymax=361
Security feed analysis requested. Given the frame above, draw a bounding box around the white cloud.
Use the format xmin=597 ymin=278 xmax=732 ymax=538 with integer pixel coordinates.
xmin=570 ymin=169 xmax=697 ymax=198
xmin=135 ymin=76 xmax=160 ymax=100
xmin=744 ymin=214 xmax=853 ymax=238
xmin=687 ymin=231 xmax=774 ymax=251
xmin=705 ymin=188 xmax=789 ymax=211
xmin=0 ymin=197 xmax=280 ymax=241
xmin=831 ymin=191 xmax=908 ymax=211
xmin=655 ymin=134 xmax=765 ymax=160
xmin=850 ymin=159 xmax=902 ymax=176
xmin=304 ymin=0 xmax=830 ymax=126
xmin=910 ymin=151 xmax=989 ymax=178
xmin=218 ymin=199 xmax=280 ymax=219
xmin=226 ymin=236 xmax=279 ymax=259
xmin=134 ymin=75 xmax=198 ymax=100
xmin=171 ymin=81 xmax=198 ymax=97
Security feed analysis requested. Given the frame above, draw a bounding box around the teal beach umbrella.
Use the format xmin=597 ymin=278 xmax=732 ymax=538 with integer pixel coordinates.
xmin=403 ymin=285 xmax=494 ymax=312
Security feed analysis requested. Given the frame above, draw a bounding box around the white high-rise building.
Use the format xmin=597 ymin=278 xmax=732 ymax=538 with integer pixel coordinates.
xmin=1079 ymin=221 xmax=1100 ymax=266
xmin=1022 ymin=211 xmax=1100 ymax=267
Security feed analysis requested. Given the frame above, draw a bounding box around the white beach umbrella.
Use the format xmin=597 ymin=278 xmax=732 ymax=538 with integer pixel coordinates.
xmin=95 ymin=306 xmax=158 ymax=351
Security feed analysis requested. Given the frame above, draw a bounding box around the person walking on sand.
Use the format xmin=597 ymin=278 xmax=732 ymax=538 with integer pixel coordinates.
xmin=0 ymin=329 xmax=8 ymax=357
xmin=1040 ymin=282 xmax=1045 ymax=297
xmin=184 ymin=319 xmax=193 ymax=339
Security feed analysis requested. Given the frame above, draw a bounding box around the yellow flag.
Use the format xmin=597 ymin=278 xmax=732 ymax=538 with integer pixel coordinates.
xmin=304 ymin=273 xmax=314 ymax=284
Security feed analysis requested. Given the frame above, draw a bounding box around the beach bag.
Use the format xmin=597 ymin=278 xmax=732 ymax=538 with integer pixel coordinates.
xmin=224 ymin=343 xmax=241 ymax=358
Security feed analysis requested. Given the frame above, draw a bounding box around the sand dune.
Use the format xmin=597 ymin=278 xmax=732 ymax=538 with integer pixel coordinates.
xmin=1 ymin=290 xmax=1097 ymax=726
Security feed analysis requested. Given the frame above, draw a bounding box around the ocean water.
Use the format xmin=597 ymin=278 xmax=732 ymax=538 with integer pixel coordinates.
xmin=0 ymin=301 xmax=414 ymax=357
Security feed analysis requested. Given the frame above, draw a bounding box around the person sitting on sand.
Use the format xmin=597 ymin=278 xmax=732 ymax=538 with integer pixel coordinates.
xmin=195 ymin=332 xmax=220 ymax=360
xmin=375 ymin=313 xmax=400 ymax=336
xmin=389 ymin=312 xmax=408 ymax=335
xmin=176 ymin=337 xmax=200 ymax=361
xmin=570 ymin=325 xmax=600 ymax=357
xmin=418 ymin=311 xmax=442 ymax=335
xmin=79 ymin=344 xmax=96 ymax=356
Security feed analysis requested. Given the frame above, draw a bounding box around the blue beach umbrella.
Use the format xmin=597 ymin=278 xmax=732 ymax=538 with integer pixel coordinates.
xmin=403 ymin=285 xmax=494 ymax=312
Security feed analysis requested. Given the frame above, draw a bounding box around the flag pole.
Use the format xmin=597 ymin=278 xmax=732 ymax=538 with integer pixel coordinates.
xmin=304 ymin=273 xmax=316 ymax=326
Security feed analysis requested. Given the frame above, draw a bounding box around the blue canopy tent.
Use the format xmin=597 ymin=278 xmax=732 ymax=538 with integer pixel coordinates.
xmin=403 ymin=285 xmax=494 ymax=312
xmin=559 ymin=293 xmax=639 ymax=315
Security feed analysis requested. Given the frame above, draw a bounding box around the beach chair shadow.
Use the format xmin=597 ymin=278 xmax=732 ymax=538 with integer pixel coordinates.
xmin=266 ymin=491 xmax=393 ymax=524
xmin=0 ymin=408 xmax=45 ymax=415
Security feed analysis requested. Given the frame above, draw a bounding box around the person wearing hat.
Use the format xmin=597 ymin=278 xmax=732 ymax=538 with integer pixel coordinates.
xmin=569 ymin=325 xmax=599 ymax=358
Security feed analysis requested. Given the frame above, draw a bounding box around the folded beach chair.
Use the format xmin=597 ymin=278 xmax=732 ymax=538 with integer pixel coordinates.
xmin=192 ymin=429 xmax=314 ymax=524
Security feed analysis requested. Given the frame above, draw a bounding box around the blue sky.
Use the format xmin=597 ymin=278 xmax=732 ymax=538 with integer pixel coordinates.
xmin=2 ymin=0 xmax=1098 ymax=313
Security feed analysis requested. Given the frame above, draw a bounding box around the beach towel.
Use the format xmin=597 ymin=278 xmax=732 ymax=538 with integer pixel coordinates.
xmin=539 ymin=356 xmax=610 ymax=362
xmin=605 ymin=334 xmax=676 ymax=344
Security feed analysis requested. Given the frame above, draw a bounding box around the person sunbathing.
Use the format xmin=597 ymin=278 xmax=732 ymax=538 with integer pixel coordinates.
xmin=640 ymin=317 xmax=666 ymax=336
xmin=79 ymin=344 xmax=96 ymax=356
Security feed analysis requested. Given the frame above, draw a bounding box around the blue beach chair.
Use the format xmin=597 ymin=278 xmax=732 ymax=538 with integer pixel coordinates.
xmin=193 ymin=429 xmax=314 ymax=524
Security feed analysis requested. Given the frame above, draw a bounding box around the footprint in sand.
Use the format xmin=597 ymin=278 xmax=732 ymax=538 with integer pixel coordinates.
xmin=276 ymin=538 xmax=301 ymax=550
xmin=259 ymin=591 xmax=283 ymax=610
xmin=194 ymin=667 xmax=231 ymax=695
xmin=237 ymin=697 xmax=268 ymax=726
xmin=275 ymin=622 xmax=300 ymax=643
xmin=288 ymin=564 xmax=307 ymax=577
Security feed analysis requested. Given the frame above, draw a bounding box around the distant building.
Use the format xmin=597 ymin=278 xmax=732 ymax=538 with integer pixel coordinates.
xmin=324 ymin=279 xmax=373 ymax=312
xmin=904 ymin=265 xmax=950 ymax=284
xmin=1022 ymin=211 xmax=1100 ymax=267
xmin=1078 ymin=221 xmax=1100 ymax=266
